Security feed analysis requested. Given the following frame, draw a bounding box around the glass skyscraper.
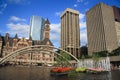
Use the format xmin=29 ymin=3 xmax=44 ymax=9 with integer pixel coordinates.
xmin=29 ymin=16 xmax=45 ymax=41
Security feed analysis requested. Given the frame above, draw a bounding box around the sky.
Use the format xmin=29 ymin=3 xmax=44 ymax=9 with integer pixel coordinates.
xmin=0 ymin=0 xmax=120 ymax=48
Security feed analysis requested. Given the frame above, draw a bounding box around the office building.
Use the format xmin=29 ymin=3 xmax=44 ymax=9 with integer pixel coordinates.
xmin=60 ymin=8 xmax=80 ymax=58
xmin=113 ymin=6 xmax=120 ymax=46
xmin=29 ymin=16 xmax=45 ymax=41
xmin=86 ymin=3 xmax=118 ymax=55
xmin=115 ymin=22 xmax=120 ymax=46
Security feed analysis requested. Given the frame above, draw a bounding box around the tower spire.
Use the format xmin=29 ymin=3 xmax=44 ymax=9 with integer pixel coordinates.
xmin=14 ymin=34 xmax=18 ymax=39
xmin=45 ymin=18 xmax=50 ymax=24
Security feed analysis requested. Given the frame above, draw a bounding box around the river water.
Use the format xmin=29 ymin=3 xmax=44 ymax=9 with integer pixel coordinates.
xmin=0 ymin=66 xmax=120 ymax=80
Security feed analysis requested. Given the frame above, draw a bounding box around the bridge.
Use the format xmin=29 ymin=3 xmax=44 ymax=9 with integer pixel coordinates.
xmin=0 ymin=45 xmax=79 ymax=66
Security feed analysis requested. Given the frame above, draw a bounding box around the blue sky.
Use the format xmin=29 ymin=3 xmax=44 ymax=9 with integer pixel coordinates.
xmin=0 ymin=0 xmax=120 ymax=48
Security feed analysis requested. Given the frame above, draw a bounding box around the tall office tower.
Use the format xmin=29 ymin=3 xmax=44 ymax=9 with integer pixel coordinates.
xmin=115 ymin=21 xmax=120 ymax=46
xmin=113 ymin=6 xmax=120 ymax=46
xmin=60 ymin=8 xmax=80 ymax=58
xmin=29 ymin=16 xmax=45 ymax=41
xmin=86 ymin=3 xmax=118 ymax=55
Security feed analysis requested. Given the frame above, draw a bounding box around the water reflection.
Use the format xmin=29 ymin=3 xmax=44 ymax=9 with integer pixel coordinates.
xmin=0 ymin=66 xmax=120 ymax=80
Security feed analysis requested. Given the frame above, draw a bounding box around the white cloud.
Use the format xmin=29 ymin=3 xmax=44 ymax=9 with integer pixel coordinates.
xmin=80 ymin=29 xmax=87 ymax=46
xmin=6 ymin=23 xmax=29 ymax=38
xmin=79 ymin=13 xmax=86 ymax=30
xmin=50 ymin=23 xmax=60 ymax=41
xmin=0 ymin=3 xmax=7 ymax=14
xmin=55 ymin=12 xmax=62 ymax=16
xmin=2 ymin=3 xmax=7 ymax=8
xmin=10 ymin=16 xmax=26 ymax=22
xmin=79 ymin=13 xmax=86 ymax=29
xmin=8 ymin=0 xmax=30 ymax=4
xmin=85 ymin=8 xmax=89 ymax=12
xmin=74 ymin=4 xmax=78 ymax=7
xmin=50 ymin=23 xmax=60 ymax=48
xmin=8 ymin=0 xmax=24 ymax=3
xmin=80 ymin=22 xmax=86 ymax=29
xmin=50 ymin=23 xmax=60 ymax=34
xmin=50 ymin=32 xmax=60 ymax=42
xmin=79 ymin=13 xmax=85 ymax=21
xmin=77 ymin=0 xmax=83 ymax=2
xmin=79 ymin=13 xmax=87 ymax=46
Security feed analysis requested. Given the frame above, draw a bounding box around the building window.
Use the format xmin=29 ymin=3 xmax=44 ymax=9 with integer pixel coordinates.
xmin=43 ymin=54 xmax=45 ymax=57
xmin=49 ymin=55 xmax=51 ymax=57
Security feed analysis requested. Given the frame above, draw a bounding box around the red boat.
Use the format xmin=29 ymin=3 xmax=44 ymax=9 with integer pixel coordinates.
xmin=50 ymin=67 xmax=73 ymax=76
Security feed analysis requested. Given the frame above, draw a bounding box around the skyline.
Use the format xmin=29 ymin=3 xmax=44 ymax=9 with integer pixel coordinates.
xmin=0 ymin=0 xmax=120 ymax=48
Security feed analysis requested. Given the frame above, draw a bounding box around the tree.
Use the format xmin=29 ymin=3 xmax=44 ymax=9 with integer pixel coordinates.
xmin=92 ymin=52 xmax=100 ymax=68
xmin=98 ymin=50 xmax=108 ymax=57
xmin=80 ymin=46 xmax=88 ymax=58
xmin=59 ymin=51 xmax=71 ymax=61
xmin=55 ymin=50 xmax=72 ymax=66
xmin=111 ymin=47 xmax=120 ymax=56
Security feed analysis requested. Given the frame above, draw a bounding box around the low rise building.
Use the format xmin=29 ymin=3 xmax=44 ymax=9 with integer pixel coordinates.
xmin=0 ymin=19 xmax=54 ymax=65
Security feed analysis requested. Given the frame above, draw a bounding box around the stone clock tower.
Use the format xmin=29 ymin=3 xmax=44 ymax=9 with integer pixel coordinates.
xmin=43 ymin=18 xmax=50 ymax=39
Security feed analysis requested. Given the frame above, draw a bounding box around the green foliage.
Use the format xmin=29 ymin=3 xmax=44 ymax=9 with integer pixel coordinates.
xmin=59 ymin=51 xmax=71 ymax=61
xmin=75 ymin=67 xmax=86 ymax=72
xmin=80 ymin=45 xmax=88 ymax=57
xmin=92 ymin=50 xmax=108 ymax=57
xmin=78 ymin=54 xmax=91 ymax=59
xmin=68 ymin=70 xmax=79 ymax=78
xmin=92 ymin=47 xmax=120 ymax=57
xmin=111 ymin=47 xmax=120 ymax=56
xmin=92 ymin=52 xmax=100 ymax=68
xmin=79 ymin=55 xmax=86 ymax=66
xmin=92 ymin=52 xmax=100 ymax=60
xmin=98 ymin=50 xmax=108 ymax=57
xmin=55 ymin=50 xmax=72 ymax=66
xmin=81 ymin=55 xmax=85 ymax=60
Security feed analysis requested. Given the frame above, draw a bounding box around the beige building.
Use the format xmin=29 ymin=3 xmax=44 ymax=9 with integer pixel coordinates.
xmin=115 ymin=22 xmax=120 ymax=46
xmin=60 ymin=8 xmax=80 ymax=58
xmin=0 ymin=19 xmax=54 ymax=65
xmin=86 ymin=3 xmax=118 ymax=55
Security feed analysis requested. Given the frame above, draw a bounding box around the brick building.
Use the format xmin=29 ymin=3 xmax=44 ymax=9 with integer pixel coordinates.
xmin=0 ymin=19 xmax=54 ymax=65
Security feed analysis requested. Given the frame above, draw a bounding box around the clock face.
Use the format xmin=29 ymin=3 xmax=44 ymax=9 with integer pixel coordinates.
xmin=46 ymin=25 xmax=49 ymax=28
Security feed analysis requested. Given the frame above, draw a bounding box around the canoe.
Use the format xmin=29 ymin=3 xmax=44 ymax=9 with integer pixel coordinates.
xmin=50 ymin=72 xmax=68 ymax=76
xmin=50 ymin=67 xmax=73 ymax=76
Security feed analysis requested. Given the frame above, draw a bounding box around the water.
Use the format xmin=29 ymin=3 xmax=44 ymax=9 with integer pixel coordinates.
xmin=0 ymin=66 xmax=120 ymax=80
xmin=77 ymin=57 xmax=111 ymax=71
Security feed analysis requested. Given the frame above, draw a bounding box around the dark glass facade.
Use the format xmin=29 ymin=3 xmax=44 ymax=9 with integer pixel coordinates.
xmin=112 ymin=6 xmax=120 ymax=22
